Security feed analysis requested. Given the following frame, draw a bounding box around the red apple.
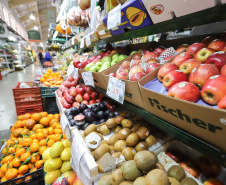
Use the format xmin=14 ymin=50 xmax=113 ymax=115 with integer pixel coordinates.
xmin=130 ymin=72 xmax=146 ymax=81
xmin=131 ymin=61 xmax=141 ymax=69
xmin=176 ymin=44 xmax=189 ymax=53
xmin=186 ymin=43 xmax=205 ymax=56
xmin=75 ymin=94 xmax=83 ymax=102
xmin=63 ymin=81 xmax=72 ymax=88
xmin=73 ymin=61 xmax=80 ymax=67
xmin=153 ymin=46 xmax=165 ymax=55
xmin=121 ymin=61 xmax=130 ymax=68
xmin=163 ymin=70 xmax=188 ymax=90
xmin=195 ymin=48 xmax=215 ymax=63
xmin=84 ymin=86 xmax=93 ymax=94
xmin=208 ymin=39 xmax=226 ymax=51
xmin=96 ymin=98 xmax=102 ymax=103
xmin=163 ymin=56 xmax=174 ymax=63
xmin=189 ymin=64 xmax=219 ymax=89
xmin=180 ymin=161 xmax=200 ymax=178
xmin=132 ymin=54 xmax=142 ymax=60
xmin=143 ymin=50 xmax=151 ymax=55
xmin=197 ymin=156 xmax=221 ymax=178
xmin=201 ymin=36 xmax=215 ymax=47
xmin=77 ymin=87 xmax=85 ymax=95
xmin=130 ymin=66 xmax=145 ymax=77
xmin=99 ymin=93 xmax=105 ymax=99
xmin=77 ymin=63 xmax=82 ymax=69
xmin=221 ymin=64 xmax=226 ymax=75
xmin=204 ymin=178 xmax=224 ymax=185
xmin=166 ymin=151 xmax=183 ymax=163
xmin=146 ymin=63 xmax=161 ymax=74
xmin=71 ymin=81 xmax=78 ymax=87
xmin=63 ymin=102 xmax=72 ymax=109
xmin=116 ymin=72 xmax=129 ymax=80
xmin=83 ymin=93 xmax=90 ymax=101
xmin=218 ymin=95 xmax=226 ymax=109
xmin=145 ymin=58 xmax=159 ymax=64
xmin=81 ymin=100 xmax=88 ymax=105
xmin=89 ymin=100 xmax=96 ymax=105
xmin=81 ymin=60 xmax=88 ymax=68
xmin=201 ymin=75 xmax=226 ymax=105
xmin=142 ymin=52 xmax=158 ymax=61
xmin=157 ymin=63 xmax=179 ymax=82
xmin=69 ymin=87 xmax=77 ymax=96
xmin=172 ymin=52 xmax=193 ymax=67
xmin=67 ymin=76 xmax=74 ymax=82
xmin=73 ymin=102 xmax=80 ymax=107
xmin=179 ymin=59 xmax=202 ymax=75
xmin=205 ymin=51 xmax=226 ymax=70
xmin=118 ymin=67 xmax=129 ymax=73
xmin=168 ymin=82 xmax=200 ymax=102
xmin=91 ymin=92 xmax=99 ymax=100
xmin=108 ymin=73 xmax=116 ymax=77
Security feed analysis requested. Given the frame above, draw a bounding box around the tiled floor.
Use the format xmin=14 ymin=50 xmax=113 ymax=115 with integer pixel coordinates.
xmin=0 ymin=62 xmax=40 ymax=131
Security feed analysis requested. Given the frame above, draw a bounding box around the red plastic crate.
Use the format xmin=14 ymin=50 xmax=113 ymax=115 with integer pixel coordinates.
xmin=13 ymin=82 xmax=41 ymax=98
xmin=14 ymin=95 xmax=42 ymax=107
xmin=16 ymin=105 xmax=43 ymax=116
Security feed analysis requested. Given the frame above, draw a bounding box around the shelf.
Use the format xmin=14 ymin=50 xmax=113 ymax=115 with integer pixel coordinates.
xmin=94 ymin=86 xmax=226 ymax=167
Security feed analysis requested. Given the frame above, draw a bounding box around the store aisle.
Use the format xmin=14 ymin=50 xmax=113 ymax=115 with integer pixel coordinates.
xmin=0 ymin=62 xmax=40 ymax=131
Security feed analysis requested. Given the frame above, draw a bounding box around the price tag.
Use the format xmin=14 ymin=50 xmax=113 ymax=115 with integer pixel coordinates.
xmin=80 ymin=38 xmax=84 ymax=48
xmin=86 ymin=34 xmax=91 ymax=46
xmin=107 ymin=76 xmax=125 ymax=104
xmin=107 ymin=4 xmax=121 ymax=30
xmin=81 ymin=72 xmax=95 ymax=87
xmin=67 ymin=64 xmax=74 ymax=76
xmin=73 ymin=68 xmax=78 ymax=79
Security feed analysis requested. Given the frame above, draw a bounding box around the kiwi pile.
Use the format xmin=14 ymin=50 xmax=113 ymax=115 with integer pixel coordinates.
xmin=98 ymin=150 xmax=199 ymax=185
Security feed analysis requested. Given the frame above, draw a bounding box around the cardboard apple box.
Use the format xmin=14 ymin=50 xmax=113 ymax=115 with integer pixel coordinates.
xmin=138 ymin=66 xmax=226 ymax=153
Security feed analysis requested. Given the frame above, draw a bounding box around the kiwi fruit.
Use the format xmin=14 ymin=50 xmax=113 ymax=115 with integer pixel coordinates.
xmin=131 ymin=123 xmax=141 ymax=133
xmin=115 ymin=115 xmax=125 ymax=124
xmin=98 ymin=173 xmax=112 ymax=185
xmin=126 ymin=133 xmax=140 ymax=147
xmin=135 ymin=141 xmax=148 ymax=152
xmin=155 ymin=162 xmax=166 ymax=173
xmin=181 ymin=178 xmax=198 ymax=185
xmin=100 ymin=140 xmax=109 ymax=145
xmin=84 ymin=124 xmax=97 ymax=136
xmin=110 ymin=146 xmax=116 ymax=154
xmin=133 ymin=176 xmax=146 ymax=185
xmin=100 ymin=125 xmax=111 ymax=135
xmin=106 ymin=118 xmax=117 ymax=128
xmin=134 ymin=151 xmax=158 ymax=172
xmin=121 ymin=119 xmax=134 ymax=128
xmin=97 ymin=162 xmax=104 ymax=173
xmin=114 ymin=126 xmax=123 ymax=134
xmin=92 ymin=132 xmax=104 ymax=140
xmin=114 ymin=140 xmax=127 ymax=152
xmin=112 ymin=152 xmax=122 ymax=158
xmin=122 ymin=147 xmax=136 ymax=161
xmin=119 ymin=182 xmax=133 ymax=185
xmin=111 ymin=169 xmax=125 ymax=185
xmin=145 ymin=135 xmax=157 ymax=146
xmin=108 ymin=134 xmax=120 ymax=146
xmin=121 ymin=160 xmax=142 ymax=181
xmin=94 ymin=144 xmax=110 ymax=161
xmin=169 ymin=177 xmax=180 ymax=185
xmin=167 ymin=165 xmax=185 ymax=182
xmin=146 ymin=169 xmax=170 ymax=185
xmin=136 ymin=127 xmax=149 ymax=140
xmin=119 ymin=128 xmax=131 ymax=140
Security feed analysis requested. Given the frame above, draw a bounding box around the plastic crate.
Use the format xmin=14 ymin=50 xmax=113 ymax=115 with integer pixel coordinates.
xmin=13 ymin=82 xmax=41 ymax=98
xmin=1 ymin=167 xmax=44 ymax=185
xmin=42 ymin=97 xmax=59 ymax=114
xmin=14 ymin=96 xmax=42 ymax=108
xmin=16 ymin=105 xmax=43 ymax=116
xmin=41 ymin=86 xmax=58 ymax=98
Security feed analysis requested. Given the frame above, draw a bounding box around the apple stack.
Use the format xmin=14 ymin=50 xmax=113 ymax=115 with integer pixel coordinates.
xmin=156 ymin=36 xmax=226 ymax=109
xmin=56 ymin=76 xmax=104 ymax=109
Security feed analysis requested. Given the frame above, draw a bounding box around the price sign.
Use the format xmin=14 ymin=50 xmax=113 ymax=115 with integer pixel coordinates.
xmin=86 ymin=34 xmax=91 ymax=46
xmin=67 ymin=64 xmax=74 ymax=77
xmin=107 ymin=76 xmax=125 ymax=104
xmin=82 ymin=72 xmax=94 ymax=87
xmin=107 ymin=4 xmax=121 ymax=30
xmin=80 ymin=37 xmax=84 ymax=48
xmin=73 ymin=68 xmax=78 ymax=79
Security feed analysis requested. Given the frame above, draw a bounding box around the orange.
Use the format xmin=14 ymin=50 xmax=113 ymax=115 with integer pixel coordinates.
xmin=40 ymin=77 xmax=45 ymax=82
xmin=20 ymin=151 xmax=31 ymax=162
xmin=50 ymin=118 xmax=59 ymax=125
xmin=1 ymin=163 xmax=12 ymax=174
xmin=23 ymin=138 xmax=32 ymax=147
xmin=51 ymin=122 xmax=58 ymax=128
xmin=30 ymin=167 xmax=37 ymax=173
xmin=16 ymin=174 xmax=24 ymax=183
xmin=28 ymin=163 xmax=34 ymax=169
xmin=36 ymin=128 xmax=43 ymax=133
xmin=39 ymin=139 xmax=46 ymax=146
xmin=18 ymin=165 xmax=28 ymax=175
xmin=36 ymin=132 xmax=44 ymax=140
xmin=30 ymin=133 xmax=37 ymax=139
xmin=17 ymin=115 xmax=24 ymax=121
xmin=21 ymin=120 xmax=27 ymax=127
xmin=47 ymin=127 xmax=54 ymax=135
xmin=47 ymin=139 xmax=55 ymax=147
xmin=2 ymin=148 xmax=6 ymax=155
xmin=11 ymin=158 xmax=21 ymax=168
xmin=1 ymin=155 xmax=14 ymax=164
xmin=39 ymin=146 xmax=47 ymax=155
xmin=47 ymin=68 xmax=52 ymax=73
xmin=35 ymin=160 xmax=44 ymax=169
xmin=31 ymin=113 xmax=42 ymax=122
xmin=49 ymin=135 xmax=55 ymax=140
xmin=24 ymin=113 xmax=31 ymax=120
xmin=1 ymin=176 xmax=8 ymax=182
xmin=25 ymin=119 xmax=36 ymax=129
xmin=32 ymin=139 xmax=39 ymax=143
xmin=8 ymin=147 xmax=15 ymax=154
xmin=15 ymin=148 xmax=25 ymax=157
xmin=20 ymin=128 xmax=29 ymax=135
xmin=5 ymin=168 xmax=18 ymax=180
xmin=40 ymin=112 xmax=48 ymax=117
xmin=0 ymin=170 xmax=4 ymax=178
xmin=54 ymin=134 xmax=62 ymax=141
xmin=14 ymin=121 xmax=22 ymax=129
xmin=56 ymin=124 xmax=62 ymax=129
xmin=40 ymin=117 xmax=50 ymax=126
xmin=47 ymin=114 xmax=54 ymax=120
xmin=10 ymin=126 xmax=15 ymax=132
xmin=6 ymin=139 xmax=16 ymax=147
xmin=30 ymin=143 xmax=39 ymax=153
xmin=54 ymin=128 xmax=62 ymax=134
xmin=31 ymin=154 xmax=40 ymax=163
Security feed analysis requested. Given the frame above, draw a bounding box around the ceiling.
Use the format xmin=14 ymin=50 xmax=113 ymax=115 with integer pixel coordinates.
xmin=8 ymin=0 xmax=56 ymax=41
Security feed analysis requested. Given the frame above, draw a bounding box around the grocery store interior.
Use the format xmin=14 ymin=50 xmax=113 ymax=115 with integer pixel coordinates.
xmin=0 ymin=0 xmax=226 ymax=185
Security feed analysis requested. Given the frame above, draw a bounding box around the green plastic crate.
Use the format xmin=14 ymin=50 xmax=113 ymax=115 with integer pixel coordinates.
xmin=41 ymin=86 xmax=58 ymax=98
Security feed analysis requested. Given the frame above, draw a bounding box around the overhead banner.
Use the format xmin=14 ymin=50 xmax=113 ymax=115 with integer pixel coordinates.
xmin=27 ymin=30 xmax=41 ymax=42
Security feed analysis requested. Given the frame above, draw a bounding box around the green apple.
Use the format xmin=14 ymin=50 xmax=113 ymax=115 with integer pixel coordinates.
xmin=85 ymin=63 xmax=95 ymax=71
xmin=130 ymin=51 xmax=136 ymax=55
xmin=112 ymin=54 xmax=119 ymax=60
xmin=99 ymin=66 xmax=109 ymax=72
xmin=111 ymin=60 xmax=117 ymax=66
xmin=96 ymin=66 xmax=101 ymax=72
xmin=102 ymin=62 xmax=111 ymax=67
xmin=95 ymin=62 xmax=102 ymax=68
xmin=89 ymin=66 xmax=99 ymax=72
xmin=118 ymin=55 xmax=127 ymax=61
xmin=102 ymin=56 xmax=111 ymax=63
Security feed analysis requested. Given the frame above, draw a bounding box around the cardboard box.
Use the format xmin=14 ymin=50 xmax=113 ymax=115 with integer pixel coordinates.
xmin=139 ymin=67 xmax=226 ymax=153
xmin=142 ymin=0 xmax=217 ymax=24
xmin=75 ymin=30 xmax=86 ymax=42
xmin=103 ymin=0 xmax=153 ymax=35
xmin=96 ymin=22 xmax=113 ymax=40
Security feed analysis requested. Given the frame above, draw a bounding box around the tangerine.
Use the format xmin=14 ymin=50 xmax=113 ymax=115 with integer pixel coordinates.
xmin=39 ymin=117 xmax=50 ymax=126
xmin=31 ymin=154 xmax=40 ymax=163
xmin=39 ymin=146 xmax=47 ymax=155
xmin=47 ymin=139 xmax=55 ymax=147
xmin=18 ymin=165 xmax=28 ymax=175
xmin=28 ymin=163 xmax=34 ymax=169
xmin=40 ymin=112 xmax=48 ymax=117
xmin=8 ymin=147 xmax=15 ymax=154
xmin=15 ymin=148 xmax=25 ymax=157
xmin=32 ymin=139 xmax=39 ymax=143
xmin=1 ymin=176 xmax=8 ymax=182
xmin=39 ymin=139 xmax=46 ymax=146
xmin=5 ymin=168 xmax=18 ymax=180
xmin=11 ymin=158 xmax=21 ymax=168
xmin=24 ymin=113 xmax=31 ymax=120
xmin=20 ymin=151 xmax=31 ymax=162
xmin=1 ymin=155 xmax=14 ymax=164
xmin=16 ymin=174 xmax=24 ymax=183
xmin=30 ymin=143 xmax=39 ymax=153
xmin=25 ymin=119 xmax=36 ymax=129
xmin=22 ymin=138 xmax=32 ymax=147
xmin=36 ymin=132 xmax=44 ymax=140
xmin=0 ymin=171 xmax=4 ymax=178
xmin=54 ymin=128 xmax=62 ymax=134
xmin=1 ymin=163 xmax=12 ymax=174
xmin=14 ymin=121 xmax=22 ymax=129
xmin=31 ymin=113 xmax=42 ymax=122
xmin=35 ymin=160 xmax=44 ymax=168
xmin=30 ymin=133 xmax=37 ymax=139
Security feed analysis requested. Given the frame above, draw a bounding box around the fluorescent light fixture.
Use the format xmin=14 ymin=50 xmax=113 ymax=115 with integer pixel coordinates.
xmin=30 ymin=12 xmax=35 ymax=20
xmin=34 ymin=26 xmax=38 ymax=30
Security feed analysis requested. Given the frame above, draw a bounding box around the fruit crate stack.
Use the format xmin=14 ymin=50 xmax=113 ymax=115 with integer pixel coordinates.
xmin=41 ymin=86 xmax=59 ymax=98
xmin=42 ymin=97 xmax=60 ymax=114
xmin=13 ymin=82 xmax=43 ymax=116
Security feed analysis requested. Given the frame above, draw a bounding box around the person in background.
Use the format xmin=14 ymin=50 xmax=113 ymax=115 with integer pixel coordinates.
xmin=38 ymin=52 xmax=43 ymax=64
xmin=44 ymin=49 xmax=52 ymax=61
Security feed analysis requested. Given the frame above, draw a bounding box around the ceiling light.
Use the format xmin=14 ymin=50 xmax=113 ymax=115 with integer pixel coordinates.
xmin=34 ymin=26 xmax=38 ymax=30
xmin=30 ymin=12 xmax=35 ymax=20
